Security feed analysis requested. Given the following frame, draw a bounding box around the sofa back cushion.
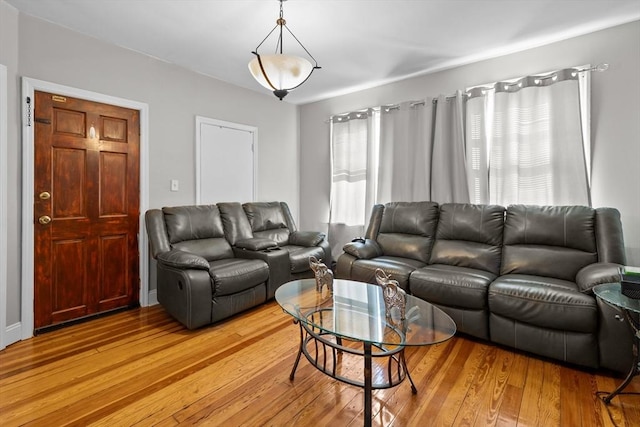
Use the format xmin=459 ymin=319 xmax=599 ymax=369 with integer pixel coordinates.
xmin=501 ymin=205 xmax=598 ymax=281
xmin=162 ymin=205 xmax=233 ymax=261
xmin=430 ymin=203 xmax=505 ymax=274
xmin=376 ymin=202 xmax=439 ymax=263
xmin=243 ymin=202 xmax=291 ymax=245
xmin=218 ymin=202 xmax=254 ymax=245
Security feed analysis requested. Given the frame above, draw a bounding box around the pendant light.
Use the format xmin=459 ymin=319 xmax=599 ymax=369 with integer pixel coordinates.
xmin=249 ymin=0 xmax=320 ymax=100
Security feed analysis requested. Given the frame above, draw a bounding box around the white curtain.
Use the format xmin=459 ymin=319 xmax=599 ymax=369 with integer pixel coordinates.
xmin=431 ymin=90 xmax=470 ymax=203
xmin=377 ymin=101 xmax=434 ymax=204
xmin=328 ymin=110 xmax=378 ymax=258
xmin=467 ymin=68 xmax=591 ymax=206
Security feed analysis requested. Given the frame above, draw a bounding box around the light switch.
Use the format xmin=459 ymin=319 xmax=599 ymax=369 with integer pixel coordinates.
xmin=170 ymin=179 xmax=179 ymax=192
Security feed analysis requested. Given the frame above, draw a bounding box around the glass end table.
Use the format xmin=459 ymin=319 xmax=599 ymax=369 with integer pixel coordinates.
xmin=593 ymin=282 xmax=640 ymax=403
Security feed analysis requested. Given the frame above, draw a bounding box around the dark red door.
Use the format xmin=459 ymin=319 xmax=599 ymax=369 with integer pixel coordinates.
xmin=33 ymin=91 xmax=140 ymax=330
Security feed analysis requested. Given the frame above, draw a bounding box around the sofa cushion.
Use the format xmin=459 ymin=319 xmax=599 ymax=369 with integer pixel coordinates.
xmin=488 ymin=274 xmax=598 ymax=333
xmin=218 ymin=202 xmax=254 ymax=245
xmin=376 ymin=201 xmax=439 ymax=263
xmin=430 ymin=203 xmax=505 ymax=274
xmin=501 ymin=205 xmax=598 ymax=281
xmin=350 ymin=256 xmax=426 ymax=291
xmin=243 ymin=202 xmax=288 ymax=232
xmin=289 ymin=231 xmax=326 ymax=247
xmin=285 ymin=245 xmax=326 ymax=273
xmin=163 ymin=205 xmax=225 ymax=243
xmin=253 ymin=229 xmax=291 ymax=246
xmin=208 ymin=258 xmax=269 ymax=297
xmin=410 ymin=264 xmax=496 ymax=310
xmin=163 ymin=205 xmax=234 ymax=261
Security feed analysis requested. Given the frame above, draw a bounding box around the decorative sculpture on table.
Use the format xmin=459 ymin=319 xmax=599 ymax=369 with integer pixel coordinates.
xmin=309 ymin=256 xmax=333 ymax=293
xmin=375 ymin=268 xmax=407 ymax=320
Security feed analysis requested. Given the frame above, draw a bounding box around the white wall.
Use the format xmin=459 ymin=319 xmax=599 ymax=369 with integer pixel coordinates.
xmin=299 ymin=20 xmax=640 ymax=266
xmin=1 ymin=1 xmax=21 ymax=337
xmin=1 ymin=3 xmax=300 ymax=329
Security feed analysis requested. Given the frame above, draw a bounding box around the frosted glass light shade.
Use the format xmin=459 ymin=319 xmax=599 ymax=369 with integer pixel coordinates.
xmin=249 ymin=54 xmax=313 ymax=91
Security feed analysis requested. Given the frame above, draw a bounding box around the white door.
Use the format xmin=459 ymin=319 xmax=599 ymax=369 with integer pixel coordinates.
xmin=196 ymin=117 xmax=257 ymax=204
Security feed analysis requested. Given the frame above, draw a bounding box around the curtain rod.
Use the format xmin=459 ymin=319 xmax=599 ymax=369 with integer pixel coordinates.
xmin=327 ymin=63 xmax=608 ymax=120
xmin=434 ymin=63 xmax=609 ymax=104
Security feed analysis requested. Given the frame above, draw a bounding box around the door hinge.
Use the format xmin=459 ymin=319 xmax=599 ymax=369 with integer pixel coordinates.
xmin=26 ymin=96 xmax=31 ymax=127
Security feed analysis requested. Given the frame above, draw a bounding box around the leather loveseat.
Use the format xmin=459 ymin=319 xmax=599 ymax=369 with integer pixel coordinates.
xmin=146 ymin=201 xmax=331 ymax=329
xmin=336 ymin=202 xmax=632 ymax=373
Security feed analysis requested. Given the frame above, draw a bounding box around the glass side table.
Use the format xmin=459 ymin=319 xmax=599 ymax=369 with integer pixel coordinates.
xmin=593 ymin=282 xmax=640 ymax=403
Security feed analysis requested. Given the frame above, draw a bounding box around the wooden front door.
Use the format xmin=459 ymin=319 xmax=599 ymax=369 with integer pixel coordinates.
xmin=33 ymin=91 xmax=140 ymax=330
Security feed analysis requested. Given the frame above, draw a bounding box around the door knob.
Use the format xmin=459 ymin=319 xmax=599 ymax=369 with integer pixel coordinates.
xmin=39 ymin=191 xmax=51 ymax=200
xmin=38 ymin=215 xmax=52 ymax=225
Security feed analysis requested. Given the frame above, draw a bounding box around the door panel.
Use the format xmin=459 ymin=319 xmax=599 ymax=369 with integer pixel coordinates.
xmin=52 ymin=148 xmax=86 ymax=217
xmin=34 ymin=91 xmax=140 ymax=330
xmin=52 ymin=238 xmax=89 ymax=317
xmin=100 ymin=152 xmax=127 ymax=215
xmin=98 ymin=233 xmax=129 ymax=307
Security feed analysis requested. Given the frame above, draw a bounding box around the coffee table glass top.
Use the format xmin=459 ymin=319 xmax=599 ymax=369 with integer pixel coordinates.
xmin=275 ymin=279 xmax=456 ymax=346
xmin=593 ymin=283 xmax=640 ymax=314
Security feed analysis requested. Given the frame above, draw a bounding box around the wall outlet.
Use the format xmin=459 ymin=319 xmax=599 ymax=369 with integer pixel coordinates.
xmin=170 ymin=179 xmax=179 ymax=192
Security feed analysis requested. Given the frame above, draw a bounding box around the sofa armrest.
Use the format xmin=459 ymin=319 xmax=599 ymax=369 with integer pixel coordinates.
xmin=157 ymin=249 xmax=210 ymax=271
xmin=289 ymin=230 xmax=326 ymax=247
xmin=343 ymin=238 xmax=382 ymax=259
xmin=576 ymin=262 xmax=623 ymax=293
xmin=235 ymin=237 xmax=279 ymax=251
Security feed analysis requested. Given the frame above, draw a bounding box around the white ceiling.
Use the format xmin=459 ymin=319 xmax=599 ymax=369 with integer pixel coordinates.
xmin=5 ymin=0 xmax=640 ymax=104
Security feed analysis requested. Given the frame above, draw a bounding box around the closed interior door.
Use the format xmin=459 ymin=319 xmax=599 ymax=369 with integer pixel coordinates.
xmin=33 ymin=91 xmax=140 ymax=330
xmin=197 ymin=118 xmax=255 ymax=204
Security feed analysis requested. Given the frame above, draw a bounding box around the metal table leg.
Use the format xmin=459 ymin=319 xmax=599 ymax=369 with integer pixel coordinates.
xmin=364 ymin=341 xmax=372 ymax=427
xmin=603 ymin=309 xmax=640 ymax=404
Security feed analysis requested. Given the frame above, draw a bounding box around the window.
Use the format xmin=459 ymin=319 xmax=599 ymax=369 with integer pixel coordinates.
xmin=466 ymin=68 xmax=591 ymax=206
xmin=329 ymin=110 xmax=379 ymax=226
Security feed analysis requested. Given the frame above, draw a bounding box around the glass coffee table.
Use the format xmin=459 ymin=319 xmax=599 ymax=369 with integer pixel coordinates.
xmin=275 ymin=279 xmax=456 ymax=426
xmin=593 ymin=282 xmax=640 ymax=403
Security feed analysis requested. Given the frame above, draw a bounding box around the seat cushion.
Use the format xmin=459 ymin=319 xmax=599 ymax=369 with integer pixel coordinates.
xmin=208 ymin=258 xmax=269 ymax=297
xmin=284 ymin=245 xmax=325 ymax=273
xmin=488 ymin=274 xmax=597 ymax=333
xmin=350 ymin=256 xmax=426 ymax=291
xmin=410 ymin=264 xmax=495 ymax=310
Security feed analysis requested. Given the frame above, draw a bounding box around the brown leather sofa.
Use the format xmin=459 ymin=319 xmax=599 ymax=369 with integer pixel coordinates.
xmin=336 ymin=202 xmax=632 ymax=373
xmin=146 ymin=201 xmax=331 ymax=329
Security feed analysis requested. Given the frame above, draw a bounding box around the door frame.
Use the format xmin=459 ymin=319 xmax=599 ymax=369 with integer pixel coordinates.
xmin=195 ymin=116 xmax=258 ymax=204
xmin=20 ymin=77 xmax=150 ymax=340
xmin=0 ymin=64 xmax=7 ymax=349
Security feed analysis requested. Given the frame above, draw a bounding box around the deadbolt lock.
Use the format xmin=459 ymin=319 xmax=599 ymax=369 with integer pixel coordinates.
xmin=39 ymin=191 xmax=51 ymax=200
xmin=38 ymin=215 xmax=52 ymax=225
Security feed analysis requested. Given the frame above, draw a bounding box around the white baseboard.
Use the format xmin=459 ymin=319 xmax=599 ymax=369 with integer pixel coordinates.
xmin=2 ymin=322 xmax=22 ymax=349
xmin=147 ymin=289 xmax=158 ymax=306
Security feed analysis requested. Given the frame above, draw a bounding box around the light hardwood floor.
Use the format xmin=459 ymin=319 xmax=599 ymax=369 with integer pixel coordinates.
xmin=0 ymin=302 xmax=638 ymax=427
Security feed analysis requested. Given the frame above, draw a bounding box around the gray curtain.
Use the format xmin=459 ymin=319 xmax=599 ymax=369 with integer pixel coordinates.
xmin=377 ymin=101 xmax=434 ymax=204
xmin=431 ymin=90 xmax=470 ymax=203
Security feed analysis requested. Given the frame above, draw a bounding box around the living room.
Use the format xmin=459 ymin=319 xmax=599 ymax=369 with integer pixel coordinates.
xmin=1 ymin=0 xmax=639 ymax=425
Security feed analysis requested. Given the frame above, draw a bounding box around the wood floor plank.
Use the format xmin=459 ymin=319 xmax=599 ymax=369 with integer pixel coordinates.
xmin=0 ymin=303 xmax=638 ymax=427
